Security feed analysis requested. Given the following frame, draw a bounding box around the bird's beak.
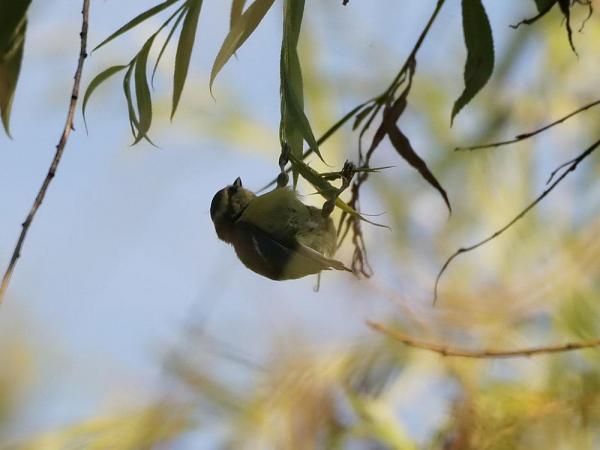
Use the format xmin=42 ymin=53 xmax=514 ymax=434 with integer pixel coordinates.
xmin=233 ymin=177 xmax=242 ymax=188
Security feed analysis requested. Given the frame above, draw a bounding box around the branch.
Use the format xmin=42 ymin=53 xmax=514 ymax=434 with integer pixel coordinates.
xmin=0 ymin=0 xmax=91 ymax=305
xmin=433 ymin=137 xmax=600 ymax=305
xmin=455 ymin=98 xmax=600 ymax=151
xmin=368 ymin=321 xmax=600 ymax=359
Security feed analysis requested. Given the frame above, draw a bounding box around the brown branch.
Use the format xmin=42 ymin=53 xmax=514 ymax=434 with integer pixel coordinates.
xmin=0 ymin=0 xmax=90 ymax=305
xmin=433 ymin=137 xmax=600 ymax=305
xmin=455 ymin=98 xmax=600 ymax=151
xmin=368 ymin=321 xmax=600 ymax=359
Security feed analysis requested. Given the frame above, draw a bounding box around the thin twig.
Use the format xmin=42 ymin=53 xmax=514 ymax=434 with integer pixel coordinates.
xmin=455 ymin=98 xmax=600 ymax=151
xmin=368 ymin=321 xmax=600 ymax=359
xmin=433 ymin=138 xmax=600 ymax=305
xmin=0 ymin=0 xmax=90 ymax=305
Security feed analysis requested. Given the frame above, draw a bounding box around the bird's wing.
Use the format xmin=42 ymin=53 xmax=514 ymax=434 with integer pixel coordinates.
xmin=239 ymin=188 xmax=307 ymax=240
xmin=233 ymin=221 xmax=348 ymax=280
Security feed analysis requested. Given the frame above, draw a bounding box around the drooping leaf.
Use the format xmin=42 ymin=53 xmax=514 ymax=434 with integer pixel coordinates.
xmin=82 ymin=65 xmax=128 ymax=130
xmin=93 ymin=0 xmax=181 ymax=51
xmin=384 ymin=121 xmax=451 ymax=213
xmin=0 ymin=0 xmax=31 ymax=137
xmin=230 ymin=0 xmax=248 ymax=29
xmin=557 ymin=0 xmax=576 ymax=53
xmin=152 ymin=5 xmax=189 ymax=87
xmin=451 ymin=0 xmax=495 ymax=124
xmin=280 ymin=0 xmax=324 ymax=187
xmin=172 ymin=0 xmax=203 ymax=119
xmin=210 ymin=0 xmax=275 ymax=92
xmin=123 ymin=64 xmax=139 ymax=137
xmin=133 ymin=37 xmax=155 ymax=144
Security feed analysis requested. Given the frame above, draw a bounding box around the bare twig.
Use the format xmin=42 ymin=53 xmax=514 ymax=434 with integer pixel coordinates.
xmin=0 ymin=0 xmax=90 ymax=305
xmin=433 ymin=138 xmax=600 ymax=305
xmin=368 ymin=321 xmax=600 ymax=358
xmin=455 ymin=98 xmax=600 ymax=151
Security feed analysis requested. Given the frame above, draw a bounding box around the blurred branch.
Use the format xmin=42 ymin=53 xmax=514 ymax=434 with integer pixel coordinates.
xmin=368 ymin=321 xmax=600 ymax=358
xmin=0 ymin=0 xmax=90 ymax=304
xmin=455 ymin=98 xmax=600 ymax=151
xmin=434 ymin=137 xmax=600 ymax=305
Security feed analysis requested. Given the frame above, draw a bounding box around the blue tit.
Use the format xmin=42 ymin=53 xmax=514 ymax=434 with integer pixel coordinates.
xmin=210 ymin=177 xmax=351 ymax=280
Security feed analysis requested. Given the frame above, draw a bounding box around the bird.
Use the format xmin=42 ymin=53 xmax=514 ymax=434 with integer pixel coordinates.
xmin=210 ymin=177 xmax=351 ymax=280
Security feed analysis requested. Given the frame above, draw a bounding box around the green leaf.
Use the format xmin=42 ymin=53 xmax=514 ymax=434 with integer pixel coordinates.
xmin=172 ymin=0 xmax=203 ymax=119
xmin=280 ymin=0 xmax=324 ymax=187
xmin=0 ymin=0 xmax=31 ymax=137
xmin=451 ymin=0 xmax=495 ymax=124
xmin=133 ymin=37 xmax=155 ymax=144
xmin=123 ymin=64 xmax=139 ymax=137
xmin=82 ymin=65 xmax=128 ymax=130
xmin=152 ymin=5 xmax=189 ymax=87
xmin=210 ymin=0 xmax=275 ymax=92
xmin=230 ymin=0 xmax=247 ymax=29
xmin=93 ymin=0 xmax=181 ymax=51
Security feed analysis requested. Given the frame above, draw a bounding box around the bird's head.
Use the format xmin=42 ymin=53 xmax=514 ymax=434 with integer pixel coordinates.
xmin=210 ymin=177 xmax=256 ymax=243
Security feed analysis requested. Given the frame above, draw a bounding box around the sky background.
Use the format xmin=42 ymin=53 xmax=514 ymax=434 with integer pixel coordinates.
xmin=1 ymin=1 xmax=597 ymax=447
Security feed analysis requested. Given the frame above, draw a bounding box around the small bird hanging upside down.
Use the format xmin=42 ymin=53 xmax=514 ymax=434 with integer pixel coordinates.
xmin=210 ymin=177 xmax=351 ymax=280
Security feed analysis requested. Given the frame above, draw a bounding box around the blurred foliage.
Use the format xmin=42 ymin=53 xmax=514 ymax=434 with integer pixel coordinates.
xmin=2 ymin=1 xmax=600 ymax=449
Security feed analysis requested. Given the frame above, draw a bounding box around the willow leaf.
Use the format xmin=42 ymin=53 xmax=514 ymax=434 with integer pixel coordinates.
xmin=94 ymin=0 xmax=180 ymax=51
xmin=230 ymin=0 xmax=247 ymax=29
xmin=82 ymin=65 xmax=128 ymax=130
xmin=0 ymin=0 xmax=31 ymax=136
xmin=210 ymin=0 xmax=275 ymax=91
xmin=133 ymin=38 xmax=155 ymax=144
xmin=451 ymin=0 xmax=495 ymax=123
xmin=172 ymin=0 xmax=203 ymax=119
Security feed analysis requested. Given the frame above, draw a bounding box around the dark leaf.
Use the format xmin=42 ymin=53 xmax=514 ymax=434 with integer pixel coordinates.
xmin=558 ymin=0 xmax=576 ymax=53
xmin=172 ymin=0 xmax=203 ymax=119
xmin=451 ymin=0 xmax=495 ymax=124
xmin=534 ymin=0 xmax=557 ymax=13
xmin=352 ymin=103 xmax=376 ymax=131
xmin=384 ymin=121 xmax=451 ymax=213
xmin=133 ymin=38 xmax=155 ymax=144
xmin=0 ymin=0 xmax=31 ymax=136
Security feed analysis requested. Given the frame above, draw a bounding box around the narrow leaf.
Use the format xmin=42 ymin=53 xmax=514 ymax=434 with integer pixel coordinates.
xmin=385 ymin=122 xmax=451 ymax=213
xmin=152 ymin=5 xmax=189 ymax=87
xmin=280 ymin=0 xmax=324 ymax=187
xmin=451 ymin=0 xmax=495 ymax=123
xmin=0 ymin=0 xmax=31 ymax=137
xmin=557 ymin=0 xmax=576 ymax=53
xmin=352 ymin=103 xmax=376 ymax=130
xmin=230 ymin=0 xmax=247 ymax=29
xmin=94 ymin=0 xmax=180 ymax=51
xmin=210 ymin=0 xmax=275 ymax=91
xmin=82 ymin=65 xmax=128 ymax=130
xmin=172 ymin=0 xmax=203 ymax=119
xmin=123 ymin=64 xmax=139 ymax=137
xmin=133 ymin=38 xmax=155 ymax=144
